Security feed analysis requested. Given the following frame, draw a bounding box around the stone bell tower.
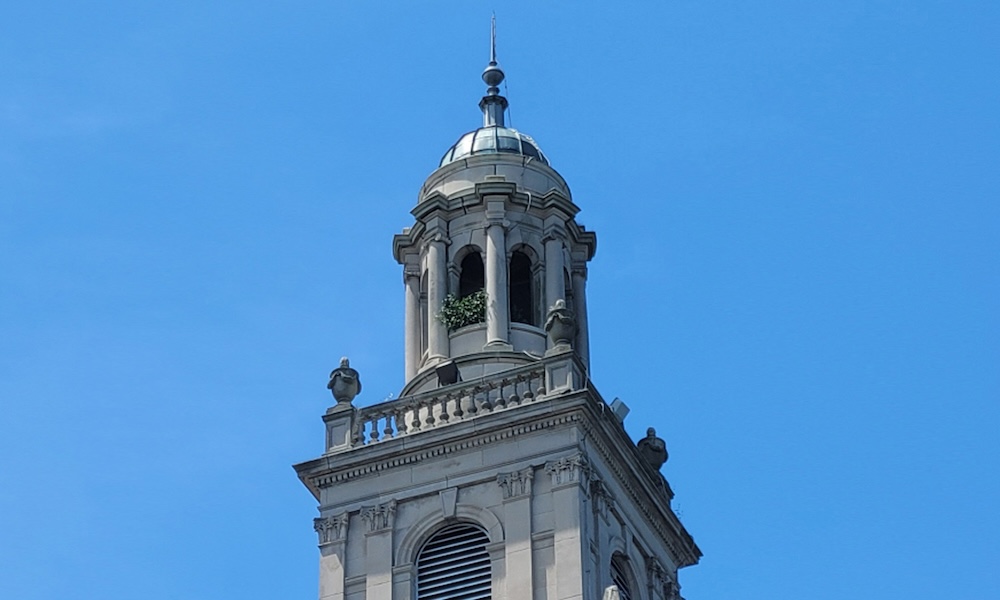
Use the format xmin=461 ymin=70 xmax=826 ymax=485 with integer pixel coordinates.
xmin=295 ymin=30 xmax=701 ymax=600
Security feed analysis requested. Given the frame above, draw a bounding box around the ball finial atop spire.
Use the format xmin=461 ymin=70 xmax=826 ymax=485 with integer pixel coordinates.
xmin=482 ymin=13 xmax=505 ymax=96
xmin=479 ymin=14 xmax=508 ymax=126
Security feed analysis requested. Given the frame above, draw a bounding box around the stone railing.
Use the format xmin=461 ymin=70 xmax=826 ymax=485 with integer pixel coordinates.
xmin=351 ymin=362 xmax=547 ymax=447
xmin=322 ymin=351 xmax=586 ymax=454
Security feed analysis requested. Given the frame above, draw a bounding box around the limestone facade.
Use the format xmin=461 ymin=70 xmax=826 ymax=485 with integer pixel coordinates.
xmin=295 ymin=352 xmax=700 ymax=600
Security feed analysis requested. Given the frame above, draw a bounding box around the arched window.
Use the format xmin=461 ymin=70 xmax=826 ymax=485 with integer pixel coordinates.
xmin=459 ymin=252 xmax=485 ymax=298
xmin=610 ymin=553 xmax=636 ymax=600
xmin=509 ymin=251 xmax=536 ymax=325
xmin=416 ymin=523 xmax=492 ymax=600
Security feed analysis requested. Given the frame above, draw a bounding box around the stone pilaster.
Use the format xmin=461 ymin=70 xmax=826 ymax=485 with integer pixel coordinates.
xmin=498 ymin=467 xmax=534 ymax=600
xmin=647 ymin=557 xmax=669 ymax=600
xmin=314 ymin=513 xmax=350 ymax=600
xmin=546 ymin=454 xmax=589 ymax=600
xmin=361 ymin=500 xmax=396 ymax=600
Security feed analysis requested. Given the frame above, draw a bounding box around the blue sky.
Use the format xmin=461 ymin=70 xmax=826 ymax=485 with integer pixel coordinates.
xmin=1 ymin=2 xmax=997 ymax=599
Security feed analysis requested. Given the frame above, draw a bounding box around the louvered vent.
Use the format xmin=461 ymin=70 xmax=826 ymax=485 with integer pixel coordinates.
xmin=611 ymin=554 xmax=634 ymax=600
xmin=417 ymin=523 xmax=492 ymax=600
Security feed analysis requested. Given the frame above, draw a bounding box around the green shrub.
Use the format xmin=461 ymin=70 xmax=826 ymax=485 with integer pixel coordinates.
xmin=438 ymin=290 xmax=487 ymax=331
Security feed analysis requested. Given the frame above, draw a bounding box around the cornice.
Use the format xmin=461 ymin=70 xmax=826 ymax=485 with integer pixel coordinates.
xmin=579 ymin=410 xmax=702 ymax=568
xmin=296 ymin=406 xmax=586 ymax=492
xmin=295 ymin=382 xmax=700 ymax=568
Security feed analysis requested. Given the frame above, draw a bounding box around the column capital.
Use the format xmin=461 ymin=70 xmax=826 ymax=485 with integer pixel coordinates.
xmin=483 ymin=216 xmax=510 ymax=229
xmin=421 ymin=232 xmax=449 ymax=249
xmin=314 ymin=512 xmax=349 ymax=546
xmin=360 ymin=499 xmax=397 ymax=534
xmin=542 ymin=226 xmax=566 ymax=243
xmin=590 ymin=477 xmax=616 ymax=521
xmin=545 ymin=453 xmax=590 ymax=489
xmin=497 ymin=466 xmax=535 ymax=500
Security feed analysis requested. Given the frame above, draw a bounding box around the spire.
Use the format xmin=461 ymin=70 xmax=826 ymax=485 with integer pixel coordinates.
xmin=480 ymin=14 xmax=508 ymax=127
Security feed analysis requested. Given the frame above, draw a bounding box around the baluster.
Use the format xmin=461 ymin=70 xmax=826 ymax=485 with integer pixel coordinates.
xmin=480 ymin=383 xmax=493 ymax=412
xmin=494 ymin=379 xmax=507 ymax=409
xmin=397 ymin=407 xmax=408 ymax=435
xmin=452 ymin=392 xmax=465 ymax=419
xmin=383 ymin=412 xmax=394 ymax=439
xmin=424 ymin=400 xmax=436 ymax=427
xmin=369 ymin=416 xmax=380 ymax=442
xmin=411 ymin=406 xmax=422 ymax=432
xmin=466 ymin=389 xmax=478 ymax=415
xmin=508 ymin=375 xmax=521 ymax=407
xmin=438 ymin=395 xmax=450 ymax=422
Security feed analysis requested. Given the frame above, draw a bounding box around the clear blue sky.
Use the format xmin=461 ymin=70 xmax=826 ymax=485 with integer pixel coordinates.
xmin=2 ymin=2 xmax=997 ymax=599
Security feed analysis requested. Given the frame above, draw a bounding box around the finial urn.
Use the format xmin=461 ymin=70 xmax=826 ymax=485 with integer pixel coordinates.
xmin=327 ymin=357 xmax=362 ymax=406
xmin=545 ymin=299 xmax=576 ymax=350
xmin=636 ymin=427 xmax=669 ymax=470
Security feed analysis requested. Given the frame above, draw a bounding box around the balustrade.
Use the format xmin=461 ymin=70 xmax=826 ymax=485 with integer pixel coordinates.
xmin=351 ymin=363 xmax=547 ymax=446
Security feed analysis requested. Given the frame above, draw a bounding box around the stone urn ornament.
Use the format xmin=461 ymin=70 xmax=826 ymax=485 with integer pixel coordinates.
xmin=544 ymin=299 xmax=576 ymax=350
xmin=636 ymin=427 xmax=669 ymax=470
xmin=327 ymin=357 xmax=362 ymax=406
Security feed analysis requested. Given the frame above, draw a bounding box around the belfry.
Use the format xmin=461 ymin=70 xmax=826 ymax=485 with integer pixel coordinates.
xmin=294 ymin=30 xmax=701 ymax=600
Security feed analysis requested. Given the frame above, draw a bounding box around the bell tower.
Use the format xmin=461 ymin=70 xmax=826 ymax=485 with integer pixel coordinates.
xmin=295 ymin=29 xmax=701 ymax=600
xmin=392 ymin=32 xmax=596 ymax=394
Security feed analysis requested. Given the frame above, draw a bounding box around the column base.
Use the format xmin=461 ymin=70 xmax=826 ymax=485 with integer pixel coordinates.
xmin=483 ymin=341 xmax=514 ymax=352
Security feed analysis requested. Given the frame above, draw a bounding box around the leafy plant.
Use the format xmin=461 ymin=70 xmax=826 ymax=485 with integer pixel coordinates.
xmin=438 ymin=290 xmax=487 ymax=331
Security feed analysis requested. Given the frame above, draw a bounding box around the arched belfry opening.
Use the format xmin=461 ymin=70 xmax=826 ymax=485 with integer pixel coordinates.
xmin=416 ymin=523 xmax=492 ymax=600
xmin=509 ymin=250 xmax=536 ymax=326
xmin=610 ymin=553 xmax=636 ymax=600
xmin=459 ymin=252 xmax=485 ymax=298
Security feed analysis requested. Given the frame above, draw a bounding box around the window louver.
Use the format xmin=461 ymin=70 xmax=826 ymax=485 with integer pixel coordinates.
xmin=417 ymin=524 xmax=492 ymax=600
xmin=611 ymin=555 xmax=634 ymax=600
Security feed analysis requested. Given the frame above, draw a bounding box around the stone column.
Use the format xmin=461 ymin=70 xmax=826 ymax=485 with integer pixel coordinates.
xmin=426 ymin=236 xmax=448 ymax=361
xmin=403 ymin=264 xmax=421 ymax=380
xmin=498 ymin=467 xmax=534 ymax=600
xmin=314 ymin=513 xmax=350 ymax=600
xmin=485 ymin=201 xmax=510 ymax=348
xmin=362 ymin=500 xmax=396 ymax=600
xmin=545 ymin=454 xmax=589 ymax=600
xmin=571 ymin=267 xmax=590 ymax=368
xmin=545 ymin=232 xmax=565 ymax=311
